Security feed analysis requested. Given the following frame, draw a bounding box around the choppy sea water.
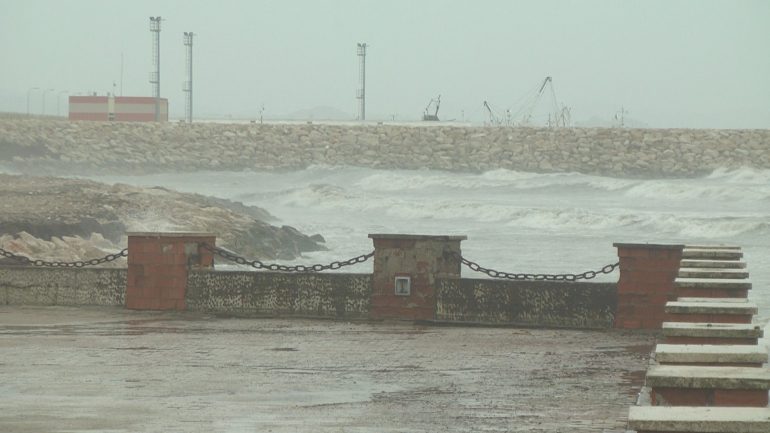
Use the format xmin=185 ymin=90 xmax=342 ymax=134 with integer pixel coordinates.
xmin=92 ymin=166 xmax=770 ymax=325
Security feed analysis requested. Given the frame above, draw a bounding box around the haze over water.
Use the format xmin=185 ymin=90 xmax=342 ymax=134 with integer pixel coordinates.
xmin=2 ymin=1 xmax=769 ymax=128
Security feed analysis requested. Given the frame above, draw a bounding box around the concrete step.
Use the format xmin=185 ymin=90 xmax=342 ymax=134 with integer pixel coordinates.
xmin=675 ymin=278 xmax=752 ymax=298
xmin=662 ymin=322 xmax=763 ymax=345
xmin=680 ymin=259 xmax=747 ymax=269
xmin=665 ymin=300 xmax=756 ymax=324
xmin=655 ymin=344 xmax=769 ymax=367
xmin=665 ymin=300 xmax=757 ymax=316
xmin=628 ymin=406 xmax=770 ymax=433
xmin=677 ymin=297 xmax=748 ymax=303
xmin=646 ymin=365 xmax=770 ymax=407
xmin=675 ymin=278 xmax=752 ymax=290
xmin=682 ymin=248 xmax=743 ymax=260
xmin=647 ymin=365 xmax=770 ymax=389
xmin=678 ymin=267 xmax=749 ymax=279
xmin=686 ymin=245 xmax=742 ymax=250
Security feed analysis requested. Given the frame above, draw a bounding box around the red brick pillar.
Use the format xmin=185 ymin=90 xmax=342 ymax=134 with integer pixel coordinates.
xmin=126 ymin=232 xmax=215 ymax=310
xmin=369 ymin=234 xmax=466 ymax=321
xmin=614 ymin=243 xmax=684 ymax=329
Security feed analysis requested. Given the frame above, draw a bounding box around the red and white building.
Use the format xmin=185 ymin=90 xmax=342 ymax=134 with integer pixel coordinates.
xmin=68 ymin=95 xmax=168 ymax=122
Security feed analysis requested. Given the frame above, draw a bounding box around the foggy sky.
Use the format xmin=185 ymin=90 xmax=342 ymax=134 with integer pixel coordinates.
xmin=1 ymin=0 xmax=768 ymax=128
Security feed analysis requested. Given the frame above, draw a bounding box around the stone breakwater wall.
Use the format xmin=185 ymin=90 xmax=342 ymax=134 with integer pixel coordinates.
xmin=1 ymin=118 xmax=768 ymax=177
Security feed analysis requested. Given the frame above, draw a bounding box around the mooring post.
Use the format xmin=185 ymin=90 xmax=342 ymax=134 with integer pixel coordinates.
xmin=613 ymin=243 xmax=684 ymax=329
xmin=126 ymin=232 xmax=215 ymax=310
xmin=368 ymin=234 xmax=466 ymax=320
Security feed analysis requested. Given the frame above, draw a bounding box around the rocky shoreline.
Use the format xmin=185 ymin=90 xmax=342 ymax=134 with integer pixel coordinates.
xmin=1 ymin=118 xmax=769 ymax=177
xmin=0 ymin=174 xmax=326 ymax=265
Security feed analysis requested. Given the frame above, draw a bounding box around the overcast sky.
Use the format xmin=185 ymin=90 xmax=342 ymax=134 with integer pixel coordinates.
xmin=1 ymin=0 xmax=768 ymax=128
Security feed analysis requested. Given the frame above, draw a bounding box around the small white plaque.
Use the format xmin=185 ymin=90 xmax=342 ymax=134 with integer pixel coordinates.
xmin=394 ymin=276 xmax=411 ymax=296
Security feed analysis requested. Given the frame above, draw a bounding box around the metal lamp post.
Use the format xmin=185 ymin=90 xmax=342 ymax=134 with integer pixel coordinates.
xmin=42 ymin=88 xmax=54 ymax=115
xmin=57 ymin=90 xmax=69 ymax=117
xmin=26 ymin=87 xmax=40 ymax=116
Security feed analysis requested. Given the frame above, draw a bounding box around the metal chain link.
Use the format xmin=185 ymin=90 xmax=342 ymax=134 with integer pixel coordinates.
xmin=456 ymin=253 xmax=618 ymax=282
xmin=0 ymin=243 xmax=616 ymax=280
xmin=199 ymin=242 xmax=373 ymax=272
xmin=0 ymin=247 xmax=128 ymax=268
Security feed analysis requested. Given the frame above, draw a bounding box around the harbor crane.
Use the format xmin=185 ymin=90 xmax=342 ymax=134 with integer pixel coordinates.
xmin=483 ymin=100 xmax=511 ymax=126
xmin=422 ymin=95 xmax=441 ymax=121
xmin=487 ymin=76 xmax=571 ymax=127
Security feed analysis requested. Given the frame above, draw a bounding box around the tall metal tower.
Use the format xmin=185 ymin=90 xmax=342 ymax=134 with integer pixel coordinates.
xmin=183 ymin=32 xmax=194 ymax=124
xmin=149 ymin=16 xmax=162 ymax=121
xmin=356 ymin=43 xmax=367 ymax=121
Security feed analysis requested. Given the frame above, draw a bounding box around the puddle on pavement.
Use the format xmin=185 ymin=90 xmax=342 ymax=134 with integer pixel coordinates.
xmin=621 ymin=369 xmax=647 ymax=397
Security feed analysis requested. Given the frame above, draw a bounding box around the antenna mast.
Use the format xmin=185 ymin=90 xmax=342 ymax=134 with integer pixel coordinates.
xmin=149 ymin=16 xmax=162 ymax=121
xmin=183 ymin=32 xmax=194 ymax=124
xmin=356 ymin=43 xmax=367 ymax=121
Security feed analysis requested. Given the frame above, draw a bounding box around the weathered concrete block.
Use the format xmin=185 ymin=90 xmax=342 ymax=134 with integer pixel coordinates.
xmin=662 ymin=322 xmax=763 ymax=343
xmin=186 ymin=270 xmax=371 ymax=319
xmin=678 ymin=267 xmax=749 ymax=279
xmin=0 ymin=266 xmax=126 ymax=306
xmin=435 ymin=278 xmax=616 ymax=328
xmin=679 ymin=259 xmax=747 ymax=269
xmin=655 ymin=344 xmax=768 ymax=366
xmin=628 ymin=406 xmax=770 ymax=432
xmin=681 ymin=248 xmax=743 ymax=260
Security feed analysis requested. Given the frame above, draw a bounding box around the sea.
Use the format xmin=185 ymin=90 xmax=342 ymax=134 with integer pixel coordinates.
xmin=92 ymin=166 xmax=770 ymax=326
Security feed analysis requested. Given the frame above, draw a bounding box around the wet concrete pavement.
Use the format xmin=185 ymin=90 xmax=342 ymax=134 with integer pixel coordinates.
xmin=0 ymin=306 xmax=655 ymax=432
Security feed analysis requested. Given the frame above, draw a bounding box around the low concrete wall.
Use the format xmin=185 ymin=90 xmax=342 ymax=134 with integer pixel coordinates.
xmin=0 ymin=266 xmax=126 ymax=306
xmin=186 ymin=270 xmax=371 ymax=318
xmin=0 ymin=266 xmax=619 ymax=328
xmin=0 ymin=265 xmax=617 ymax=327
xmin=436 ymin=278 xmax=617 ymax=328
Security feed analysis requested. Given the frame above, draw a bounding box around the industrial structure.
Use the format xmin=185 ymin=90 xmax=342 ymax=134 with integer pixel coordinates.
xmin=183 ymin=32 xmax=194 ymax=123
xmin=422 ymin=95 xmax=441 ymax=121
xmin=483 ymin=76 xmax=571 ymax=127
xmin=149 ymin=16 xmax=162 ymax=121
xmin=68 ymin=95 xmax=168 ymax=121
xmin=356 ymin=43 xmax=367 ymax=121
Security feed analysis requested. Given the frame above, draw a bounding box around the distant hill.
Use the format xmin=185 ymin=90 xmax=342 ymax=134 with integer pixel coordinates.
xmin=280 ymin=106 xmax=352 ymax=121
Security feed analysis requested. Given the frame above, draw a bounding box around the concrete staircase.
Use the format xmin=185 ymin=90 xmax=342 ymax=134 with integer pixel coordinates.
xmin=627 ymin=244 xmax=770 ymax=433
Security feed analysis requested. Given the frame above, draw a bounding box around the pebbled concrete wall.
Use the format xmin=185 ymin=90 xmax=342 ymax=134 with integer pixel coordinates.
xmin=436 ymin=278 xmax=617 ymax=328
xmin=1 ymin=118 xmax=769 ymax=177
xmin=186 ymin=270 xmax=371 ymax=318
xmin=1 ymin=264 xmax=617 ymax=328
xmin=0 ymin=266 xmax=126 ymax=306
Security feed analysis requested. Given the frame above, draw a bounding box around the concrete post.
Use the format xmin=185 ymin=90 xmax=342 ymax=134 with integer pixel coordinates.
xmin=613 ymin=243 xmax=684 ymax=329
xmin=369 ymin=234 xmax=466 ymax=320
xmin=126 ymin=232 xmax=215 ymax=310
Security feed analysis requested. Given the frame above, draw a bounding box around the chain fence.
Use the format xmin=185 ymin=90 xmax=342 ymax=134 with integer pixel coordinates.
xmin=0 ymin=247 xmax=128 ymax=268
xmin=0 ymin=242 xmax=617 ymax=281
xmin=456 ymin=253 xmax=618 ymax=282
xmin=199 ymin=242 xmax=374 ymax=272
